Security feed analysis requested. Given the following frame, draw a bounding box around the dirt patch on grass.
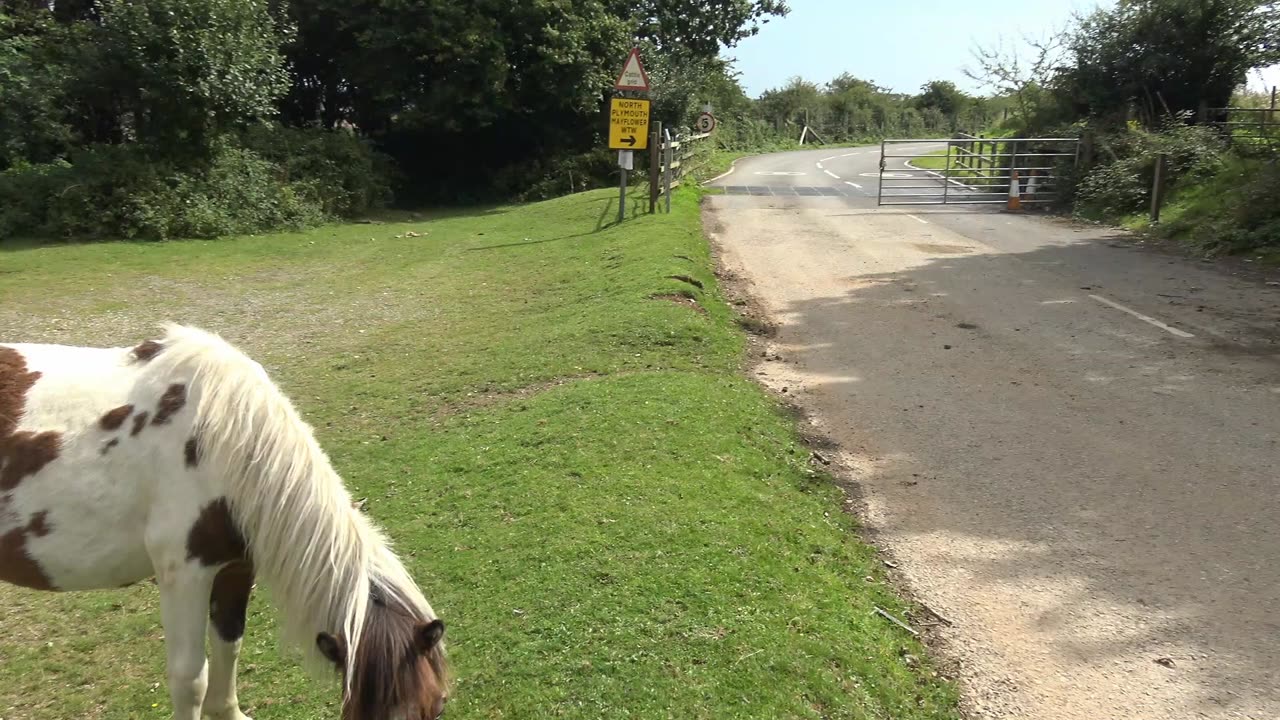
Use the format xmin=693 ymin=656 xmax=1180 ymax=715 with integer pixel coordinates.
xmin=426 ymin=371 xmax=653 ymax=423
xmin=650 ymin=293 xmax=707 ymax=314
xmin=667 ymin=274 xmax=705 ymax=290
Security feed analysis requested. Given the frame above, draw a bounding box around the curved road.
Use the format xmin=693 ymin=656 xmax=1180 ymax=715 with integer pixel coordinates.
xmin=707 ymin=146 xmax=1280 ymax=719
xmin=709 ymin=142 xmax=944 ymax=204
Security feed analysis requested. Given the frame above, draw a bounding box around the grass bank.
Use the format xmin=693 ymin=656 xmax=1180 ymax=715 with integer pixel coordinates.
xmin=0 ymin=189 xmax=959 ymax=719
xmin=1113 ymin=155 xmax=1280 ymax=263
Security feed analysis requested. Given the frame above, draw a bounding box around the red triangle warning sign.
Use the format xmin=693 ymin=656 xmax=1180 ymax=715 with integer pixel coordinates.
xmin=614 ymin=48 xmax=650 ymax=91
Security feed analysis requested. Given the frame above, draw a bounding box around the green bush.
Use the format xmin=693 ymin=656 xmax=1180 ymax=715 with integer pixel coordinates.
xmin=513 ymin=149 xmax=619 ymax=201
xmin=0 ymin=145 xmax=171 ymax=239
xmin=1163 ymin=157 xmax=1280 ymax=255
xmin=1226 ymin=161 xmax=1280 ymax=249
xmin=0 ymin=128 xmax=392 ymax=241
xmin=1077 ymin=120 xmax=1226 ymax=217
xmin=240 ymin=125 xmax=394 ymax=216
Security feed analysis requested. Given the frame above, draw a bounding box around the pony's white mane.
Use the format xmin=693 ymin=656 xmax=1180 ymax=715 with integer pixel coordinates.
xmin=147 ymin=324 xmax=436 ymax=678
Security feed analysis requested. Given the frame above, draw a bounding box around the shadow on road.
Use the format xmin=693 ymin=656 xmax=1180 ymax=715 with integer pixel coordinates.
xmin=742 ymin=235 xmax=1280 ymax=715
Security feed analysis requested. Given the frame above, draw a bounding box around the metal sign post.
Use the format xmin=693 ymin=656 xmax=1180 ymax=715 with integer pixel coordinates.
xmin=607 ymin=48 xmax=651 ymax=224
xmin=617 ymin=151 xmax=630 ymax=224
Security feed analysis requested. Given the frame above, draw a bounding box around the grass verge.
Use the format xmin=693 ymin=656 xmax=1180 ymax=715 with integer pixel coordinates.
xmin=1086 ymin=154 xmax=1280 ymax=264
xmin=904 ymin=150 xmax=948 ymax=171
xmin=691 ymin=149 xmax=753 ymax=184
xmin=0 ymin=189 xmax=959 ymax=719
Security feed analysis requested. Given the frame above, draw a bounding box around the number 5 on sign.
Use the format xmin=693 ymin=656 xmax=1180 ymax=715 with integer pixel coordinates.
xmin=609 ymin=98 xmax=650 ymax=150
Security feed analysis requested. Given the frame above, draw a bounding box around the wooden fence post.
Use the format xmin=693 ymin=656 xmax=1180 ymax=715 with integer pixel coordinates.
xmin=1150 ymin=153 xmax=1168 ymax=223
xmin=648 ymin=121 xmax=661 ymax=214
xmin=663 ymin=129 xmax=672 ymax=213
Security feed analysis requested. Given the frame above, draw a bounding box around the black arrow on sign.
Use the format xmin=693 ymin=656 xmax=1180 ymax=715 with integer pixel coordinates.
xmin=621 ymin=135 xmax=637 ymax=147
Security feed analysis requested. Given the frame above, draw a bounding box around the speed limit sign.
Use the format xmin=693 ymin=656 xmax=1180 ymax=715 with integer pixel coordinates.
xmin=695 ymin=112 xmax=717 ymax=133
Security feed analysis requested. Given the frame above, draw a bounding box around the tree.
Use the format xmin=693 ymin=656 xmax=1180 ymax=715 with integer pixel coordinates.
xmin=99 ymin=0 xmax=289 ymax=154
xmin=0 ymin=10 xmax=76 ymax=167
xmin=622 ymin=0 xmax=789 ymax=60
xmin=914 ymin=80 xmax=970 ymax=117
xmin=1056 ymin=0 xmax=1280 ymax=126
xmin=757 ymin=77 xmax=822 ymax=130
xmin=643 ymin=49 xmax=746 ymax=130
xmin=965 ymin=33 xmax=1065 ymax=131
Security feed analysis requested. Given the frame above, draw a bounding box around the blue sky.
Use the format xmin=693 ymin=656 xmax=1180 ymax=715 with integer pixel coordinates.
xmin=727 ymin=0 xmax=1279 ymax=98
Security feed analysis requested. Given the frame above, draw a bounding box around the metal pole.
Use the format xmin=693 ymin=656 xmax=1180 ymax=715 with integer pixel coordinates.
xmin=877 ymin=139 xmax=885 ymax=206
xmin=663 ymin=129 xmax=672 ymax=213
xmin=942 ymin=140 xmax=952 ymax=204
xmin=617 ymin=152 xmax=627 ymax=225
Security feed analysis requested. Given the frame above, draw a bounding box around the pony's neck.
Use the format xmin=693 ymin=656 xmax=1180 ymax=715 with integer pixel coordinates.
xmin=146 ymin=324 xmax=433 ymax=670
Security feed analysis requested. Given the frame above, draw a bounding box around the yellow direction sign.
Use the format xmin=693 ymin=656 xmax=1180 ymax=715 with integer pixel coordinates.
xmin=609 ymin=98 xmax=650 ymax=150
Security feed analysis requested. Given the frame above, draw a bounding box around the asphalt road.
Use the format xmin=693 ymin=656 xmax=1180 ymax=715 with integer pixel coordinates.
xmin=706 ymin=146 xmax=1280 ymax=720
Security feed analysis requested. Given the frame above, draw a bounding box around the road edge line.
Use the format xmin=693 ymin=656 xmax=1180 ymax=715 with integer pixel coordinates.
xmin=702 ymin=154 xmax=756 ymax=186
xmin=1088 ymin=294 xmax=1195 ymax=338
xmin=903 ymin=158 xmax=985 ymax=194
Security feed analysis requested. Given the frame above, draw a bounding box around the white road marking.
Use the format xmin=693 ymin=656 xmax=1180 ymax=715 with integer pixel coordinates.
xmin=906 ymin=214 xmax=929 ymax=224
xmin=703 ymin=161 xmax=739 ymax=185
xmin=823 ymin=169 xmax=840 ymax=179
xmin=1088 ymin=294 xmax=1195 ymax=338
xmin=840 ymin=152 xmax=864 ymax=157
xmin=820 ymin=155 xmax=839 ymax=162
xmin=816 ymin=162 xmax=824 ymax=169
xmin=844 ymin=181 xmax=863 ymax=189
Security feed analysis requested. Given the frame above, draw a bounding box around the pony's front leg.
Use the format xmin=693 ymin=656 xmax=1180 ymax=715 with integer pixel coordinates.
xmin=156 ymin=560 xmax=216 ymax=720
xmin=203 ymin=561 xmax=255 ymax=720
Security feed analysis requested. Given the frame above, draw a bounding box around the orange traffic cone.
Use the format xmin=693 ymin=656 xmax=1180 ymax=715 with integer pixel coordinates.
xmin=1007 ymin=170 xmax=1022 ymax=211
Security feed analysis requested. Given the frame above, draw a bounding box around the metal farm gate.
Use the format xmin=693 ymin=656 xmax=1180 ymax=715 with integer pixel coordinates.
xmin=878 ymin=135 xmax=1080 ymax=206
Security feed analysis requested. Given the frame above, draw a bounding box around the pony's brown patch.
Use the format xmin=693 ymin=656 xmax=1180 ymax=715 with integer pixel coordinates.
xmin=184 ymin=436 xmax=200 ymax=468
xmin=131 ymin=411 xmax=150 ymax=437
xmin=152 ymin=384 xmax=187 ymax=425
xmin=0 ymin=431 xmax=59 ymax=492
xmin=132 ymin=340 xmax=164 ymax=362
xmin=186 ymin=499 xmax=247 ymax=567
xmin=101 ymin=438 xmax=120 ymax=455
xmin=27 ymin=510 xmax=50 ymax=537
xmin=0 ymin=347 xmax=61 ymax=492
xmin=324 ymin=596 xmax=448 ymax=720
xmin=210 ymin=560 xmax=254 ymax=641
xmin=0 ymin=511 xmax=56 ymax=590
xmin=99 ymin=404 xmax=134 ymax=431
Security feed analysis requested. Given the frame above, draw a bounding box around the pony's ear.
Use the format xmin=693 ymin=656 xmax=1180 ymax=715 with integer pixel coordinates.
xmin=413 ymin=619 xmax=445 ymax=655
xmin=316 ymin=632 xmax=346 ymax=668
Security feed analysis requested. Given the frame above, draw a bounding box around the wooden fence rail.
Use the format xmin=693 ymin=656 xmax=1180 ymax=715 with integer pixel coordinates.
xmin=648 ymin=124 xmax=712 ymax=213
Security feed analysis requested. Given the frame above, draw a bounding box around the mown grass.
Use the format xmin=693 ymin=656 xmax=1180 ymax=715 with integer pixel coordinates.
xmin=0 ymin=189 xmax=959 ymax=719
xmin=906 ymin=149 xmax=1006 ymax=186
xmin=904 ymin=150 xmax=948 ymax=171
xmin=691 ymin=149 xmax=753 ymax=183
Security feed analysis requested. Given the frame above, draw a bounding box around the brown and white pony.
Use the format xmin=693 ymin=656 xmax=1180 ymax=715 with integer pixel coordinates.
xmin=0 ymin=325 xmax=448 ymax=720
